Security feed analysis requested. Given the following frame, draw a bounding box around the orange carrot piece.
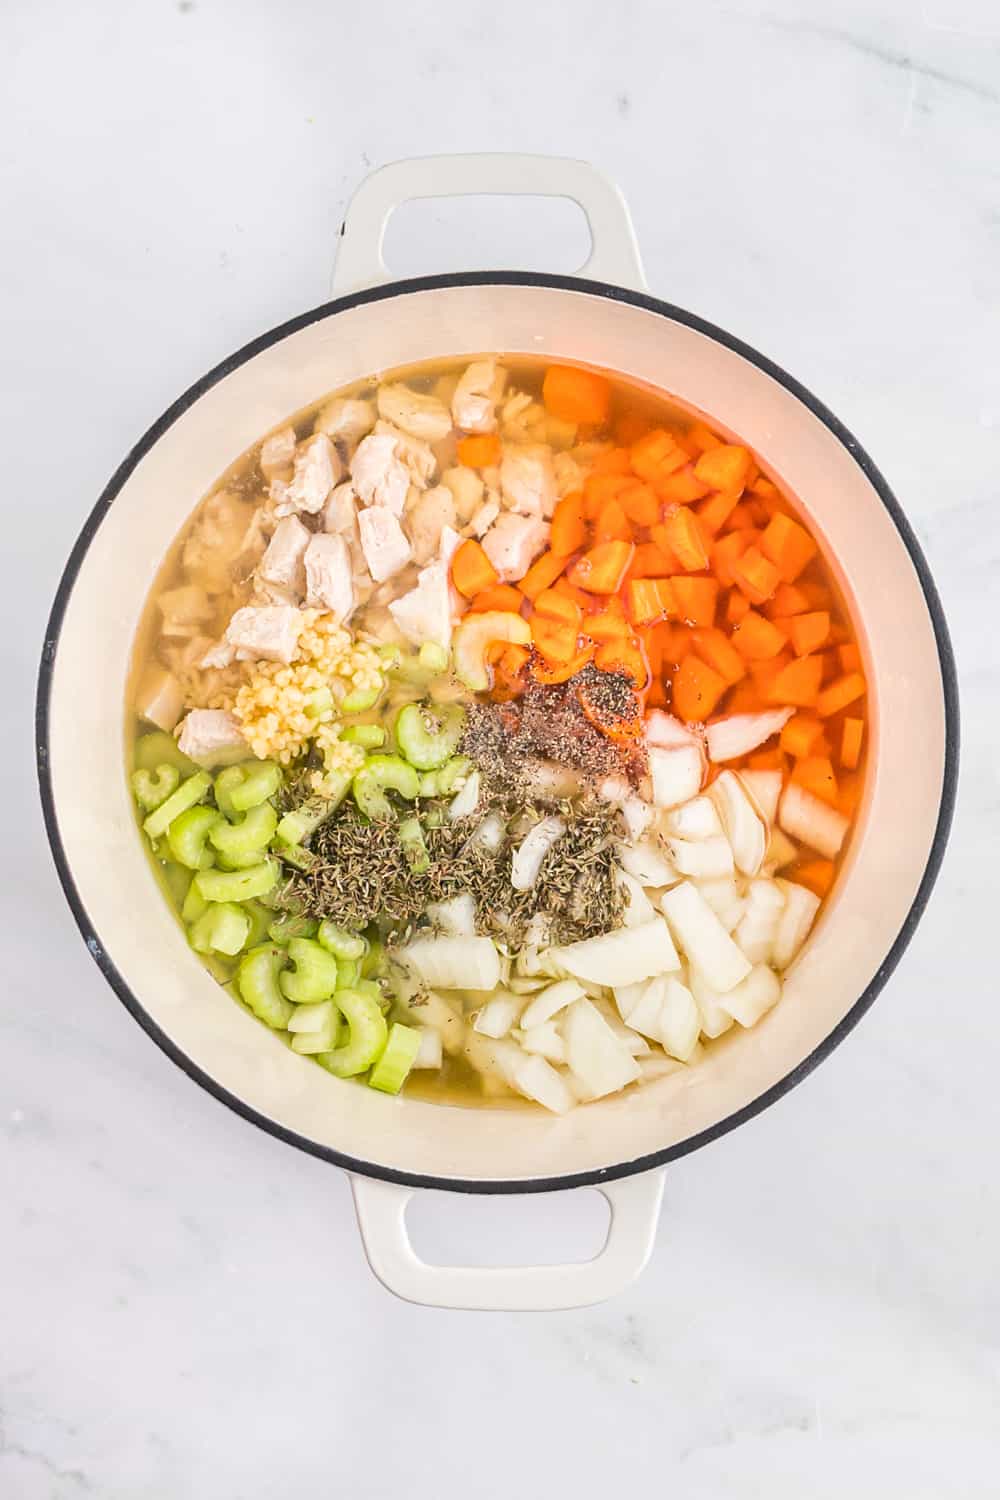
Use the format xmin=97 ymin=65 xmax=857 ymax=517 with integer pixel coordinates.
xmin=766 ymin=582 xmax=811 ymax=618
xmin=839 ymin=642 xmax=862 ymax=673
xmin=531 ymin=615 xmax=579 ymax=664
xmin=732 ymin=545 xmax=781 ymax=605
xmin=730 ymin=610 xmax=788 ymax=661
xmin=686 ymin=422 xmax=721 ymax=454
xmin=657 ymin=466 xmax=711 ymax=503
xmin=534 ymin=588 xmax=581 ymax=627
xmin=724 ymin=679 xmax=765 ymax=714
xmin=618 ymin=483 xmax=660 ymax=527
xmin=726 ymin=589 xmax=751 ymax=625
xmin=594 ymin=497 xmax=633 ymax=543
xmin=518 ymin=549 xmax=570 ymax=600
xmin=542 ymin=365 xmax=610 ymax=425
xmin=671 ymin=654 xmax=729 ymax=722
xmin=696 ymin=489 xmax=742 ymax=534
xmin=661 ymin=508 xmax=710 ymax=572
xmin=793 ymin=755 xmax=839 ymax=805
xmin=468 ymin=584 xmax=524 ymax=614
xmin=817 ymin=672 xmax=866 ymax=718
xmin=451 ymin=538 xmax=499 ymax=598
xmin=691 ymin=626 xmax=747 ymax=685
xmin=531 ymin=644 xmax=595 ymax=684
xmin=613 ymin=412 xmax=650 ymax=447
xmin=648 ymin=524 xmax=684 ymax=571
xmin=760 ymin=513 xmax=817 ymax=582
xmin=591 ymin=446 xmax=633 ymax=476
xmin=587 ymin=609 xmax=633 ymax=641
xmin=629 ymin=542 xmax=677 ymax=579
xmin=554 ymin=577 xmax=592 ymax=608
xmin=750 ymin=476 xmax=780 ymax=502
xmin=747 ymin=746 xmax=786 ymax=772
xmin=568 ymin=540 xmax=635 ymax=595
xmin=711 ymin=529 xmax=758 ymax=588
xmin=670 ymin=576 xmax=719 ymax=628
xmin=499 ymin=643 xmax=530 ymax=675
xmin=550 ymin=492 xmax=587 ymax=556
xmin=836 ymin=771 xmax=863 ymax=817
xmin=693 ymin=444 xmax=751 ymax=493
xmin=583 ymin=471 xmax=631 ymax=519
xmin=595 ymin=637 xmax=650 ymax=691
xmin=780 ymin=714 xmax=824 ymax=758
xmin=630 ymin=429 xmax=687 ymax=483
xmin=794 ymin=859 xmax=836 ymax=898
xmin=625 ymin=578 xmax=676 ymax=627
xmin=766 ymin=655 xmax=823 ymax=708
xmin=784 ymin=610 xmax=830 ymax=657
xmin=841 ymin=716 xmax=864 ymax=771
xmin=456 ymin=433 xmax=502 ymax=468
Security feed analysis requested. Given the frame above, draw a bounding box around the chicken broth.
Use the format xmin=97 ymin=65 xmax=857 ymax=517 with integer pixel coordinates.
xmin=128 ymin=353 xmax=868 ymax=1113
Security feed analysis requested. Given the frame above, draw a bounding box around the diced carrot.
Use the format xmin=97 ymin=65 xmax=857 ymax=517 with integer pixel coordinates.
xmin=732 ymin=545 xmax=781 ymax=605
xmin=583 ymin=471 xmax=631 ymax=519
xmin=665 ymin=624 xmax=695 ymax=664
xmin=661 ymin=507 xmax=710 ymax=572
xmin=670 ymin=576 xmax=718 ymax=628
xmin=797 ymin=581 xmax=832 ymax=611
xmin=693 ymin=444 xmax=751 ymax=492
xmin=726 ymin=589 xmax=751 ymax=625
xmin=671 ymin=654 xmax=729 ymax=722
xmin=749 ymin=651 xmax=792 ymax=697
xmin=839 ymin=642 xmax=862 ymax=673
xmin=725 ymin=679 xmax=766 ymax=714
xmin=534 ymin=588 xmax=581 ymax=627
xmin=531 ymin=615 xmax=579 ymax=664
xmin=577 ymin=675 xmax=645 ymax=741
xmin=750 ymin=476 xmax=780 ymax=502
xmin=656 ymin=466 xmax=711 ymax=503
xmin=518 ymin=549 xmax=570 ymax=600
xmin=594 ymin=497 xmax=633 ymax=543
xmin=492 ymin=642 xmax=530 ymax=698
xmin=451 ymin=538 xmax=499 ymax=598
xmin=648 ymin=524 xmax=684 ymax=571
xmin=629 ymin=542 xmax=677 ymax=579
xmin=696 ymin=489 xmax=742 ymax=534
xmin=836 ymin=771 xmax=863 ymax=817
xmin=725 ymin=502 xmax=756 ymax=530
xmin=542 ymin=365 xmax=610 ymax=425
xmin=766 ymin=582 xmax=811 ymax=618
xmin=595 ymin=637 xmax=650 ymax=691
xmin=841 ymin=716 xmax=864 ymax=771
xmin=743 ymin=498 xmax=774 ymax=530
xmin=794 ymin=859 xmax=836 ymax=898
xmin=630 ymin=429 xmax=687 ymax=483
xmin=456 ymin=433 xmax=501 ymax=468
xmin=591 ymin=446 xmax=633 ymax=476
xmin=766 ymin=655 xmax=824 ymax=708
xmin=691 ymin=627 xmax=746 ymax=686
xmin=550 ymin=492 xmax=587 ymax=556
xmin=554 ymin=577 xmax=591 ymax=608
xmin=646 ymin=678 xmax=667 ymax=709
xmin=618 ymin=482 xmax=660 ymax=527
xmin=711 ymin=529 xmax=758 ymax=588
xmin=625 ymin=578 xmax=676 ymax=627
xmin=686 ymin=422 xmax=721 ymax=454
xmin=639 ymin=623 xmax=664 ymax=678
xmin=747 ymin=746 xmax=786 ymax=772
xmin=816 ymin=672 xmax=866 ymax=718
xmin=730 ymin=610 xmax=788 ymax=661
xmin=613 ymin=412 xmax=650 ymax=447
xmin=531 ymin=645 xmax=595 ymax=684
xmin=793 ymin=755 xmax=839 ymax=805
xmin=468 ymin=584 xmax=524 ymax=614
xmin=760 ymin=513 xmax=817 ymax=582
xmin=780 ymin=610 xmax=830 ymax=657
xmin=818 ymin=649 xmax=841 ymax=683
xmin=568 ymin=540 xmax=635 ymax=595
xmin=780 ymin=713 xmax=824 ymax=758
xmin=499 ymin=643 xmax=530 ymax=675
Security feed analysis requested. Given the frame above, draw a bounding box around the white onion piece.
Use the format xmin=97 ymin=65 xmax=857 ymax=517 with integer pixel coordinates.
xmin=640 ymin=1050 xmax=691 ymax=1082
xmin=400 ymin=934 xmax=500 ymax=991
xmin=613 ymin=979 xmax=647 ymax=1022
xmin=598 ymin=774 xmax=630 ymax=803
xmin=773 ymin=880 xmax=821 ymax=969
xmin=705 ymin=708 xmax=794 ymax=763
xmin=687 ymin=967 xmax=737 ymax=1038
xmin=473 ymin=991 xmax=523 ymax=1039
xmin=616 ymin=869 xmax=656 ymax=927
xmin=448 ymin=770 xmax=480 ymax=820
xmin=509 ymin=1054 xmax=576 ymax=1114
xmin=563 ymin=999 xmax=642 ymax=1100
xmin=779 ymin=783 xmax=849 ymax=860
xmin=620 ymin=978 xmax=667 ymax=1041
xmin=551 ymin=919 xmax=680 ymax=989
xmin=510 ymin=815 xmax=566 ymax=891
xmin=719 ymin=964 xmax=782 ymax=1027
xmin=737 ymin=769 xmax=782 ymax=826
xmin=471 ymin=812 xmax=506 ymax=852
xmin=617 ymin=838 xmax=677 ymax=888
xmin=661 ymin=881 xmax=752 ymax=994
xmin=412 ymin=1029 xmax=444 ymax=1069
xmin=649 ymin=745 xmax=705 ymax=808
xmin=660 ymin=977 xmax=701 ymax=1062
xmin=695 ymin=876 xmax=746 ymax=934
xmin=515 ymin=1021 xmax=567 ymax=1065
xmin=734 ymin=879 xmax=786 ymax=963
xmin=667 ymin=835 xmax=735 ymax=879
xmin=646 ymin=709 xmax=703 ymax=750
xmin=519 ymin=978 xmax=585 ymax=1030
xmin=425 ymin=893 xmax=477 ymax=936
xmin=763 ymin=827 xmax=798 ymax=873
xmin=711 ymin=770 xmax=768 ymax=876
xmin=506 ymin=975 xmax=546 ymax=995
xmin=590 ymin=996 xmax=652 ymax=1055
xmin=621 ymin=795 xmax=654 ymax=841
xmin=666 ymin=796 xmax=723 ymax=840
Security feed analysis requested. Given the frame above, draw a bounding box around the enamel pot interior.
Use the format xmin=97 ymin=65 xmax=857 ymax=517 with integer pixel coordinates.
xmin=39 ymin=275 xmax=956 ymax=1191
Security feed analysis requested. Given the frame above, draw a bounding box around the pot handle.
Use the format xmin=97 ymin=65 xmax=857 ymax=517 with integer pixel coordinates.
xmin=349 ymin=1168 xmax=665 ymax=1311
xmin=331 ymin=153 xmax=647 ymax=296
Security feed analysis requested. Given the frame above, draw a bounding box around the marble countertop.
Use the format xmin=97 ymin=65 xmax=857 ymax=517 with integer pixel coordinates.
xmin=3 ymin=0 xmax=998 ymax=1493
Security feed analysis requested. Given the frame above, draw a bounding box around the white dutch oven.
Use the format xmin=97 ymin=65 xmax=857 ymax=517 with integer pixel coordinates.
xmin=37 ymin=156 xmax=958 ymax=1310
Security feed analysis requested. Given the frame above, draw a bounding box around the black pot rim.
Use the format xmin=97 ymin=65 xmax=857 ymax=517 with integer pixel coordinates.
xmin=35 ymin=270 xmax=960 ymax=1195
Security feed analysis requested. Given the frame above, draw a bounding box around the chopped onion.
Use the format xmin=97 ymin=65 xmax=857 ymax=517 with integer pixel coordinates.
xmin=705 ymin=708 xmax=794 ymax=763
xmin=737 ymin=769 xmax=782 ymax=826
xmin=649 ymin=744 xmax=705 ymax=808
xmin=515 ymin=1020 xmax=567 ymax=1065
xmin=551 ymin=918 xmax=680 ymax=988
xmin=646 ymin=709 xmax=703 ymax=750
xmin=719 ymin=964 xmax=782 ymax=1027
xmin=660 ymin=977 xmax=701 ymax=1062
xmin=779 ymin=782 xmax=849 ymax=860
xmin=621 ymin=795 xmax=654 ymax=841
xmin=509 ymin=1054 xmax=576 ymax=1114
xmin=687 ymin=967 xmax=736 ymax=1038
xmin=598 ymin=774 xmax=630 ymax=803
xmin=510 ymin=815 xmax=566 ymax=891
xmin=667 ymin=835 xmax=735 ymax=879
xmin=773 ymin=880 xmax=821 ymax=969
xmin=616 ymin=868 xmax=656 ymax=927
xmin=519 ymin=978 xmax=585 ymax=1029
xmin=412 ymin=1028 xmax=444 ymax=1069
xmin=711 ymin=770 xmax=768 ymax=876
xmin=763 ymin=827 xmax=798 ymax=873
xmin=473 ymin=991 xmax=523 ymax=1039
xmin=507 ymin=975 xmax=547 ymax=995
xmin=613 ymin=979 xmax=647 ymax=1022
xmin=661 ymin=881 xmax=753 ymax=994
xmin=448 ymin=770 xmax=480 ymax=820
xmin=425 ymin=893 xmax=477 ymax=936
xmin=471 ymin=812 xmax=506 ymax=852
xmin=666 ymin=795 xmax=723 ymax=840
xmin=639 ymin=1051 xmax=690 ymax=1082
xmin=734 ymin=878 xmax=786 ymax=963
xmin=695 ymin=876 xmax=746 ymax=933
xmin=616 ymin=838 xmax=677 ymax=888
xmin=563 ymin=998 xmax=641 ymax=1100
xmin=399 ymin=934 xmax=500 ymax=992
xmin=619 ymin=977 xmax=667 ymax=1041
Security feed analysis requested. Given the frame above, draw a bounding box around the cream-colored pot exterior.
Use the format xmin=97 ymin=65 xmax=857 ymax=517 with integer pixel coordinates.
xmin=39 ymin=157 xmax=956 ymax=1309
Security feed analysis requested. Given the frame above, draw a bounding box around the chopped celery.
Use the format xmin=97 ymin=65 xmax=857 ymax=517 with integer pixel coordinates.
xmin=394 ymin=703 xmax=464 ymax=771
xmin=273 ymin=839 xmax=315 ymax=872
xmin=167 ymin=805 xmax=222 ymax=870
xmin=361 ymin=935 xmax=385 ymax=979
xmin=194 ymin=860 xmax=277 ymax=903
xmin=188 ymin=902 xmax=251 ymax=956
xmin=418 ymin=771 xmax=439 ymax=797
xmin=278 ymin=936 xmax=340 ymax=1004
xmin=290 ymin=1000 xmax=342 ymax=1054
xmin=142 ymin=770 xmax=212 ymax=840
xmin=213 ymin=765 xmax=244 ymax=818
xmin=229 ymin=761 xmax=282 ymax=811
xmin=340 ymin=723 xmax=386 ymax=749
xmin=437 ymin=756 xmax=472 ymax=795
xmin=377 ymin=643 xmax=404 ymax=672
xmin=276 ymin=790 xmax=345 ymax=845
xmin=131 ymin=764 xmax=180 ymax=812
xmin=335 ymin=957 xmax=361 ymax=990
xmin=243 ymin=899 xmax=273 ymax=948
xmin=316 ymin=987 xmax=388 ymax=1078
xmin=340 ymin=677 xmax=384 ymax=713
xmin=216 ymin=846 xmax=268 ymax=871
xmin=237 ymin=944 xmax=293 ymax=1030
xmin=134 ymin=730 xmax=196 ymax=776
xmin=161 ymin=860 xmax=192 ymax=907
xmin=209 ymin=803 xmax=277 ymax=859
xmin=181 ymin=880 xmax=209 ymax=924
xmin=268 ymin=913 xmax=319 ymax=945
xmin=317 ymin=921 xmax=367 ymax=962
xmin=352 ymin=755 xmax=419 ymax=820
xmin=398 ymin=816 xmax=430 ymax=875
xmin=368 ymin=1023 xmax=421 ymax=1094
xmin=418 ymin=641 xmax=450 ymax=673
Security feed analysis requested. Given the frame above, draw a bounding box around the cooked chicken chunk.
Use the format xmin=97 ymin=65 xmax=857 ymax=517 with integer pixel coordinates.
xmin=158 ymin=584 xmax=213 ymax=635
xmin=358 ymin=506 xmax=412 ymax=582
xmin=275 ymin=434 xmax=341 ymax=517
xmin=376 ymin=383 xmax=453 ymax=443
xmin=135 ymin=667 xmax=184 ymax=732
xmin=350 ymin=433 xmax=410 ymax=515
xmin=452 ymin=360 xmax=505 ymax=433
xmin=388 ymin=525 xmax=461 ymax=649
xmin=304 ymin=533 xmax=355 ymax=621
xmin=481 ymin=512 xmax=550 ymax=582
xmin=314 ymin=396 xmax=376 ymax=451
xmin=440 ymin=465 xmax=485 ymax=525
xmin=257 ymin=515 xmax=310 ymax=600
xmin=176 ymin=709 xmax=247 ymax=767
xmin=373 ymin=420 xmax=436 ymax=488
xmin=198 ymin=640 xmax=236 ymax=669
xmin=408 ymin=485 xmax=458 ymax=565
xmin=181 ymin=491 xmax=252 ymax=592
xmin=322 ymin=481 xmax=358 ymax=535
xmin=224 ymin=604 xmax=301 ymax=664
xmin=468 ymin=494 xmax=501 ymax=538
xmin=259 ymin=426 xmax=296 ymax=478
xmin=500 ymin=443 xmax=558 ymax=518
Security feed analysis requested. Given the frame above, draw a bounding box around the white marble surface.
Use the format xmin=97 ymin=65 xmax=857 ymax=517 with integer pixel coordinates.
xmin=3 ymin=0 xmax=999 ymax=1493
